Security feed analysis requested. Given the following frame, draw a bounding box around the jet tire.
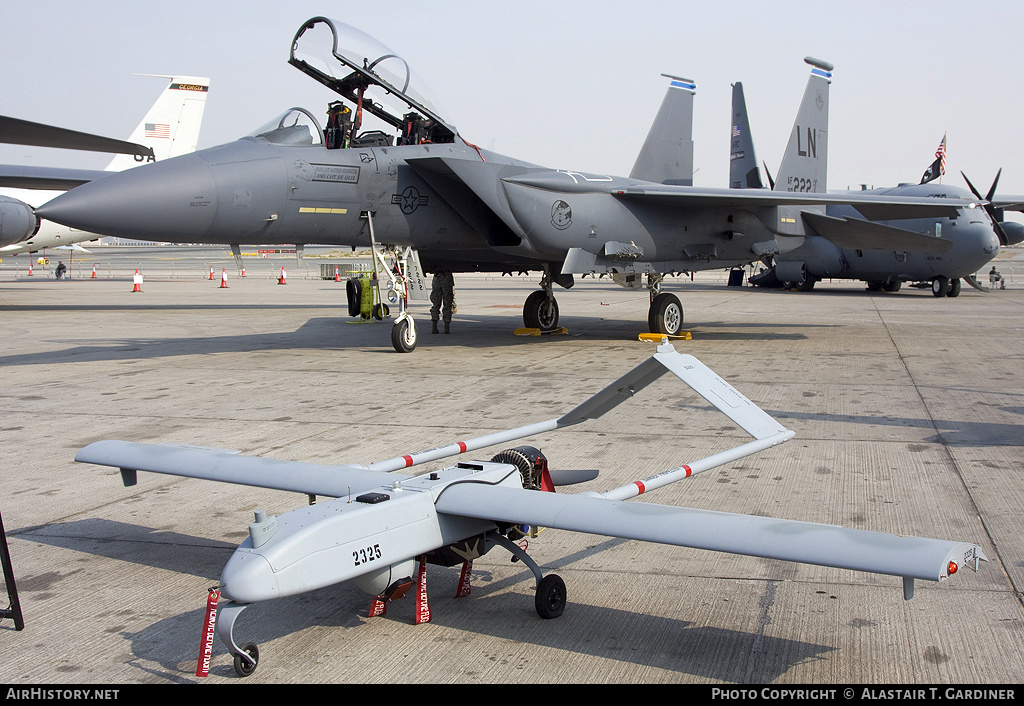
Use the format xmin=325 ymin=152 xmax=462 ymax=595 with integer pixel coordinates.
xmin=391 ymin=317 xmax=417 ymax=353
xmin=346 ymin=278 xmax=362 ymax=317
xmin=931 ymin=276 xmax=950 ymax=297
xmin=947 ymin=278 xmax=961 ymax=297
xmin=648 ymin=292 xmax=683 ymax=336
xmin=523 ymin=290 xmax=559 ymax=331
xmin=535 ymin=574 xmax=566 ymax=619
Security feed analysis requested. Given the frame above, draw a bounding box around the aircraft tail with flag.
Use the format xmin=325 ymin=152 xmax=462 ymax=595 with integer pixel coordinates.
xmin=773 ymin=58 xmax=831 ymax=194
xmin=630 ymin=74 xmax=696 ymax=185
xmin=729 ymin=82 xmax=764 ymax=189
xmin=103 ymin=75 xmax=210 ymax=172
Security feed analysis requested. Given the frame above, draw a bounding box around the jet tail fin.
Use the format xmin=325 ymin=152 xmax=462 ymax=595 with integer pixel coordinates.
xmin=773 ymin=58 xmax=831 ymax=194
xmin=630 ymin=75 xmax=695 ymax=185
xmin=729 ymin=82 xmax=764 ymax=189
xmin=104 ymin=75 xmax=210 ymax=172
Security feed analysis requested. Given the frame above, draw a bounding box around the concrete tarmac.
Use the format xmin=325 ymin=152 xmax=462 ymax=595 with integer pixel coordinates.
xmin=0 ymin=248 xmax=1022 ymax=685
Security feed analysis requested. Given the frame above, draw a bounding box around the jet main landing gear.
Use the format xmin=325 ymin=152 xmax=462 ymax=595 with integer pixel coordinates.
xmin=647 ymin=274 xmax=684 ymax=336
xmin=523 ymin=269 xmax=560 ymax=332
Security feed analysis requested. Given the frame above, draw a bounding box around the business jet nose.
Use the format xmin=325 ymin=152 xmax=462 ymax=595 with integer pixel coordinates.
xmin=36 ymin=153 xmax=218 ymax=241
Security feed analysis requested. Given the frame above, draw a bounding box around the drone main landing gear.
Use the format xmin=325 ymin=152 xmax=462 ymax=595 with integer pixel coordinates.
xmin=490 ymin=532 xmax=566 ymax=619
xmin=216 ymin=601 xmax=260 ymax=677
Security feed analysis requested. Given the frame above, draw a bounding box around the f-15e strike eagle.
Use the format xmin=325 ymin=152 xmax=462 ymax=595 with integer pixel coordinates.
xmin=36 ymin=18 xmax=996 ymax=350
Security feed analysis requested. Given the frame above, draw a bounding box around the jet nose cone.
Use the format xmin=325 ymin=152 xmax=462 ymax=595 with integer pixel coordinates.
xmin=36 ymin=154 xmax=217 ymax=241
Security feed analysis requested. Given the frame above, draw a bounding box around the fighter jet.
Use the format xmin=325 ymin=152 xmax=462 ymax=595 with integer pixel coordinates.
xmin=730 ymin=77 xmax=1021 ymax=295
xmin=36 ymin=18 xmax=985 ymax=345
xmin=0 ymin=75 xmax=209 ymax=254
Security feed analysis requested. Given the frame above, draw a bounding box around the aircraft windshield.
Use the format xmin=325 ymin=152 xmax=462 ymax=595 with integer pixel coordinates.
xmin=248 ymin=108 xmax=324 ymax=146
xmin=289 ymin=17 xmax=456 ymax=142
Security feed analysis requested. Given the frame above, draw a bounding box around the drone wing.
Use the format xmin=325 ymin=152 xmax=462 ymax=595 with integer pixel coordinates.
xmin=75 ymin=441 xmax=388 ymax=498
xmin=434 ymin=482 xmax=986 ymax=587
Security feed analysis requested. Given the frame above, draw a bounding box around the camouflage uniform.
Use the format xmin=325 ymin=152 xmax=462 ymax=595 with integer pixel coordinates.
xmin=430 ymin=271 xmax=455 ymax=332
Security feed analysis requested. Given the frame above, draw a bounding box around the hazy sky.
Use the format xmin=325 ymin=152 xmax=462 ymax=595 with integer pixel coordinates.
xmin=3 ymin=0 xmax=1022 ymax=199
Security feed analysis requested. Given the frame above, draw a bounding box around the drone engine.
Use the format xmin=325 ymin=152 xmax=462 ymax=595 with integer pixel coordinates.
xmin=490 ymin=445 xmax=552 ymax=491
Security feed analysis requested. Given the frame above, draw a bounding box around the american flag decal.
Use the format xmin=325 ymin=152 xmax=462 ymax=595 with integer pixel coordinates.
xmin=732 ymin=124 xmax=741 ymax=137
xmin=145 ymin=123 xmax=170 ymax=138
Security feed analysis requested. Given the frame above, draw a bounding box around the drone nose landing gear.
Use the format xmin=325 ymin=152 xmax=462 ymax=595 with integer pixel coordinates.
xmin=214 ymin=601 xmax=260 ymax=678
xmin=490 ymin=531 xmax=566 ymax=619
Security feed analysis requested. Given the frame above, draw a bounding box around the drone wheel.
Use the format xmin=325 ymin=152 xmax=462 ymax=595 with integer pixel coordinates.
xmin=233 ymin=642 xmax=260 ymax=678
xmin=535 ymin=574 xmax=566 ymax=619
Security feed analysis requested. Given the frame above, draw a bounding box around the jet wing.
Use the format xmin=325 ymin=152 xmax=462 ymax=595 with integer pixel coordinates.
xmin=434 ymin=482 xmax=986 ymax=584
xmin=0 ymin=164 xmax=109 ymax=190
xmin=801 ymin=211 xmax=954 ymax=253
xmin=0 ymin=115 xmax=155 ymax=159
xmin=75 ymin=440 xmax=389 ymax=498
xmin=610 ymin=184 xmax=965 ymax=221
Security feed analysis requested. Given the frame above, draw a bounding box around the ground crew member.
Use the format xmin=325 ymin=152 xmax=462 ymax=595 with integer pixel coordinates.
xmin=989 ymin=266 xmax=1004 ymax=289
xmin=55 ymin=261 xmax=67 ymax=279
xmin=430 ymin=271 xmax=455 ymax=333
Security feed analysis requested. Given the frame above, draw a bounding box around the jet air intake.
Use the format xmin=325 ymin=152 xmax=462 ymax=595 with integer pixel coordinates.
xmin=0 ymin=196 xmax=38 ymax=248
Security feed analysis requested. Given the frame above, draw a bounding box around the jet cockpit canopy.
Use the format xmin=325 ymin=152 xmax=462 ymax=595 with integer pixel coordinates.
xmin=289 ymin=17 xmax=457 ymax=146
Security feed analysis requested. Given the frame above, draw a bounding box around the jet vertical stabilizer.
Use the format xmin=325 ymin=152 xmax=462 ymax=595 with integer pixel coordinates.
xmin=729 ymin=82 xmax=763 ymax=189
xmin=104 ymin=75 xmax=210 ymax=171
xmin=774 ymin=58 xmax=831 ymax=194
xmin=630 ymin=75 xmax=695 ymax=185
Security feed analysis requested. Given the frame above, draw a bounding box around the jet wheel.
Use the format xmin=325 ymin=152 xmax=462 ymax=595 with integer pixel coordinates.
xmin=947 ymin=278 xmax=961 ymax=298
xmin=931 ymin=276 xmax=950 ymax=297
xmin=535 ymin=574 xmax=566 ymax=619
xmin=524 ymin=290 xmax=559 ymax=331
xmin=391 ymin=317 xmax=417 ymax=353
xmin=648 ymin=293 xmax=683 ymax=336
xmin=233 ymin=642 xmax=259 ymax=678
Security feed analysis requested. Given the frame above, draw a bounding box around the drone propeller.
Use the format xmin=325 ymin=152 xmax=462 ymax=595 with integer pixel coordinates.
xmin=962 ymin=169 xmax=1010 ymax=246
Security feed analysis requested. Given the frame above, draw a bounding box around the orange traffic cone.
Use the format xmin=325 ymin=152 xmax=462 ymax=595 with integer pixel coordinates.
xmin=240 ymin=266 xmax=246 ymax=278
xmin=28 ymin=262 xmax=33 ymax=276
xmin=208 ymin=266 xmax=214 ymax=281
xmin=91 ymin=264 xmax=97 ymax=279
xmin=220 ymin=268 xmax=228 ymax=288
xmin=132 ymin=270 xmax=143 ymax=293
xmin=278 ymin=267 xmax=287 ymax=285
xmin=334 ymin=266 xmax=341 ymax=282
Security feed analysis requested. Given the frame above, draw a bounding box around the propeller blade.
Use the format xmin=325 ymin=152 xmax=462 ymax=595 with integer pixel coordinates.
xmin=985 ymin=168 xmax=1002 ymax=202
xmin=963 ymin=274 xmax=989 ymax=292
xmin=962 ymin=170 xmax=1010 ymax=246
xmin=961 ymin=171 xmax=983 ymax=201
